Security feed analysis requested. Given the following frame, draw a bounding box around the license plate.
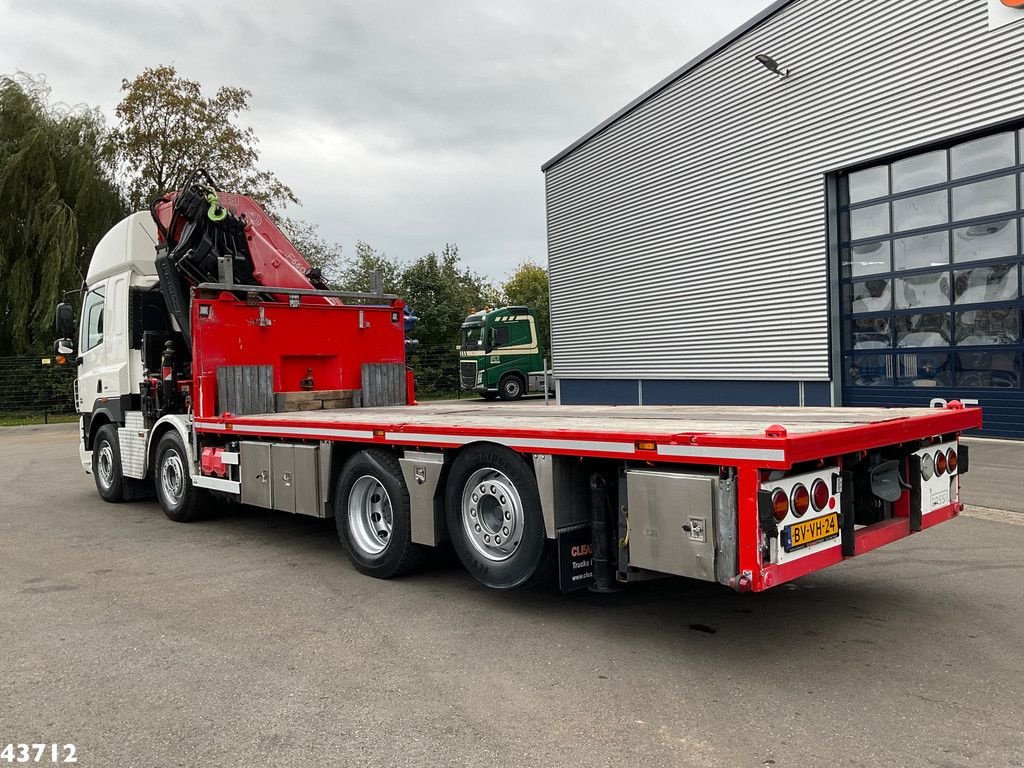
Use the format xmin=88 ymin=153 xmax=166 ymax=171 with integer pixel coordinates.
xmin=782 ymin=513 xmax=839 ymax=552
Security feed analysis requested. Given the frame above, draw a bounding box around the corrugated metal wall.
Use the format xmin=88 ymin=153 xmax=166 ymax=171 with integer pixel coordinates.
xmin=545 ymin=0 xmax=1024 ymax=381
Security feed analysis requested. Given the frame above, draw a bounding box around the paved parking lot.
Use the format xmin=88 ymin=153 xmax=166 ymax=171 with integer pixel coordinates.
xmin=2 ymin=423 xmax=1023 ymax=768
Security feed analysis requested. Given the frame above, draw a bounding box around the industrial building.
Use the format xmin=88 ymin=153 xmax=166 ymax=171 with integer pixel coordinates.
xmin=543 ymin=0 xmax=1024 ymax=438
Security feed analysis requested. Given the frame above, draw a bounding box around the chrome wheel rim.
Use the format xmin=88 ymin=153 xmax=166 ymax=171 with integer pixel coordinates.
xmin=504 ymin=380 xmax=521 ymax=398
xmin=461 ymin=468 xmax=523 ymax=562
xmin=97 ymin=440 xmax=114 ymax=489
xmin=161 ymin=450 xmax=186 ymax=506
xmin=348 ymin=475 xmax=393 ymax=555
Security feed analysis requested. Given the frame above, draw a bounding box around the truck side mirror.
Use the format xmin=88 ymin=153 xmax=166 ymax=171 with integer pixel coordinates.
xmin=483 ymin=331 xmax=492 ymax=354
xmin=53 ymin=337 xmax=76 ymax=358
xmin=55 ymin=302 xmax=75 ymax=338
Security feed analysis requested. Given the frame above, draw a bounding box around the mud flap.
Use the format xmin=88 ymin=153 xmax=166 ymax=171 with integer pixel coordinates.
xmin=557 ymin=523 xmax=594 ymax=592
xmin=840 ymin=470 xmax=855 ymax=557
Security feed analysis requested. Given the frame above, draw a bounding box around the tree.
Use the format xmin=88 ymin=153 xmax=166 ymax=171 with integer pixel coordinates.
xmin=110 ymin=65 xmax=296 ymax=214
xmin=0 ymin=74 xmax=127 ymax=354
xmin=280 ymin=218 xmax=344 ymax=283
xmin=335 ymin=241 xmax=404 ymax=294
xmin=400 ymin=244 xmax=497 ymax=350
xmin=502 ymin=260 xmax=550 ymax=355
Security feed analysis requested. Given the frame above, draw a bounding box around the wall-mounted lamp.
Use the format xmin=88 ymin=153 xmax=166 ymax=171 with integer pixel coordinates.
xmin=754 ymin=53 xmax=790 ymax=79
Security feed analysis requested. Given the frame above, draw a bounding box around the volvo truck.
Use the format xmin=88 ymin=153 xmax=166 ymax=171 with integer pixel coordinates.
xmin=459 ymin=306 xmax=551 ymax=400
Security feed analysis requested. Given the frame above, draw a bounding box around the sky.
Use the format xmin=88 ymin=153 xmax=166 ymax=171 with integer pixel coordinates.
xmin=0 ymin=0 xmax=774 ymax=281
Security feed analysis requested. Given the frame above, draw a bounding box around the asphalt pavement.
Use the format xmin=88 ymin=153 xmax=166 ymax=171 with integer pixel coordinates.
xmin=1 ymin=423 xmax=1023 ymax=768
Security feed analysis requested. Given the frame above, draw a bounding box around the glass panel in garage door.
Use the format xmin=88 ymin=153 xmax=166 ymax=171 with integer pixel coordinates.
xmin=837 ymin=124 xmax=1024 ymax=437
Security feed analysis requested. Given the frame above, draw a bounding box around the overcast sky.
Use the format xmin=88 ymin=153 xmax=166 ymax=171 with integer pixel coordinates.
xmin=0 ymin=0 xmax=773 ymax=281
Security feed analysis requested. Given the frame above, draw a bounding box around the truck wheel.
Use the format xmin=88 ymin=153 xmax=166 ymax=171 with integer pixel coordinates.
xmin=335 ymin=449 xmax=425 ymax=579
xmin=154 ymin=431 xmax=210 ymax=523
xmin=498 ymin=374 xmax=524 ymax=401
xmin=92 ymin=424 xmax=125 ymax=502
xmin=445 ymin=443 xmax=552 ymax=589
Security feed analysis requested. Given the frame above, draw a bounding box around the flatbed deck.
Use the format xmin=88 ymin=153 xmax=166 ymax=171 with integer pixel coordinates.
xmin=195 ymin=402 xmax=980 ymax=468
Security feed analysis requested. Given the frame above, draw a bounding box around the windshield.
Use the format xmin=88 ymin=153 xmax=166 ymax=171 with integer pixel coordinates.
xmin=461 ymin=326 xmax=483 ymax=351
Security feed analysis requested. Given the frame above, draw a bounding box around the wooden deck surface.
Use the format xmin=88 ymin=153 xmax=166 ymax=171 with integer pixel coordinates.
xmin=222 ymin=402 xmax=952 ymax=438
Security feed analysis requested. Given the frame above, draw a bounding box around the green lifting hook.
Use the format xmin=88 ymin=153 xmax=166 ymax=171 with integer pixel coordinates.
xmin=206 ymin=191 xmax=227 ymax=222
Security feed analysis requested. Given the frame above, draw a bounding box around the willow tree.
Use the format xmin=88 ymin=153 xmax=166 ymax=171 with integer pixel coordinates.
xmin=0 ymin=74 xmax=126 ymax=355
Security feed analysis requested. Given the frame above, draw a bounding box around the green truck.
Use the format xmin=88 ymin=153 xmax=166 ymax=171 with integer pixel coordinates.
xmin=459 ymin=306 xmax=551 ymax=400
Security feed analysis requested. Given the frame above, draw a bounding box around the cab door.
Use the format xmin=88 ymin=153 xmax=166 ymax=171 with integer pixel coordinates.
xmin=78 ymin=275 xmax=132 ymax=414
xmin=77 ymin=284 xmax=107 ymax=413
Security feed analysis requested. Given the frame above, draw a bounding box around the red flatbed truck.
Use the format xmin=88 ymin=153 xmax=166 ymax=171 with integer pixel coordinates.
xmin=56 ymin=174 xmax=983 ymax=594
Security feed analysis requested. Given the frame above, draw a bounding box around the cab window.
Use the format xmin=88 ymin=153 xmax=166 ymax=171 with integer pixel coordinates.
xmin=81 ymin=288 xmax=105 ymax=351
xmin=491 ymin=326 xmax=510 ymax=348
xmin=507 ymin=320 xmax=532 ymax=346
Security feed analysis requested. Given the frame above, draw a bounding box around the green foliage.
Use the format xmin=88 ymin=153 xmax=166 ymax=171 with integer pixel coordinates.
xmin=0 ymin=74 xmax=127 ymax=354
xmin=400 ymin=244 xmax=497 ymax=350
xmin=335 ymin=241 xmax=404 ymax=294
xmin=281 ymin=218 xmax=344 ymax=282
xmin=110 ymin=65 xmax=297 ymax=214
xmin=501 ymin=260 xmax=549 ymax=355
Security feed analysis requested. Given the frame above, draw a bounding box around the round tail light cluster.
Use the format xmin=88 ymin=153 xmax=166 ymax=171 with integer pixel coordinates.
xmin=935 ymin=450 xmax=947 ymax=477
xmin=920 ymin=452 xmax=935 ymax=481
xmin=771 ymin=489 xmax=789 ymax=522
xmin=811 ymin=478 xmax=830 ymax=511
xmin=791 ymin=484 xmax=810 ymax=518
xmin=946 ymin=448 xmax=957 ymax=473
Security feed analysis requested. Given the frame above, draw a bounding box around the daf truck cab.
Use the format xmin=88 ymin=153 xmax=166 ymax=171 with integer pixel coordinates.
xmin=459 ymin=306 xmax=551 ymax=400
xmin=55 ymin=212 xmax=173 ymax=486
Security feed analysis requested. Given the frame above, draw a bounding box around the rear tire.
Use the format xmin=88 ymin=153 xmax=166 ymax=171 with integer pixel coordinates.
xmin=154 ymin=431 xmax=210 ymax=522
xmin=445 ymin=443 xmax=552 ymax=589
xmin=92 ymin=424 xmax=125 ymax=502
xmin=498 ymin=374 xmax=524 ymax=401
xmin=335 ymin=449 xmax=425 ymax=578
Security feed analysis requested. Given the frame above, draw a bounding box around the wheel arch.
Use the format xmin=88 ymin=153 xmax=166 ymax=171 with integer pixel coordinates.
xmin=147 ymin=415 xmax=193 ymax=478
xmin=85 ymin=409 xmax=115 ymax=451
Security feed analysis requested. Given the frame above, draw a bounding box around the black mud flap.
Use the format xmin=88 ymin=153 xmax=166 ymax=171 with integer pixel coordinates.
xmin=840 ymin=470 xmax=855 ymax=557
xmin=908 ymin=454 xmax=922 ymax=532
xmin=558 ymin=523 xmax=594 ymax=593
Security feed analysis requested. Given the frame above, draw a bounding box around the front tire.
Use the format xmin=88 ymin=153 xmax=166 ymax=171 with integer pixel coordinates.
xmin=445 ymin=443 xmax=551 ymax=589
xmin=92 ymin=423 xmax=125 ymax=502
xmin=154 ymin=431 xmax=210 ymax=522
xmin=335 ymin=449 xmax=425 ymax=579
xmin=498 ymin=374 xmax=524 ymax=401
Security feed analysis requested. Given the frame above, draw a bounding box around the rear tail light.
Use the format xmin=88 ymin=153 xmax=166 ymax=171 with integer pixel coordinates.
xmin=811 ymin=478 xmax=829 ymax=511
xmin=771 ymin=489 xmax=789 ymax=522
xmin=935 ymin=450 xmax=947 ymax=476
xmin=946 ymin=448 xmax=957 ymax=473
xmin=791 ymin=484 xmax=810 ymax=518
xmin=920 ymin=452 xmax=934 ymax=481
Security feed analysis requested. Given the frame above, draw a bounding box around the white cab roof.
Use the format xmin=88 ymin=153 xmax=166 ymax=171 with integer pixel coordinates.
xmin=86 ymin=211 xmax=158 ymax=286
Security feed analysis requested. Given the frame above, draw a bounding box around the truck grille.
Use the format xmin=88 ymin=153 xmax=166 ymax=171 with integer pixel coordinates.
xmin=460 ymin=360 xmax=478 ymax=389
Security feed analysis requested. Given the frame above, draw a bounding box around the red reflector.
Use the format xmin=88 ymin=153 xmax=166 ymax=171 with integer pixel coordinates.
xmin=946 ymin=448 xmax=957 ymax=473
xmin=811 ymin=478 xmax=829 ymax=512
xmin=771 ymin=489 xmax=789 ymax=522
xmin=935 ymin=450 xmax=947 ymax=476
xmin=791 ymin=483 xmax=810 ymax=518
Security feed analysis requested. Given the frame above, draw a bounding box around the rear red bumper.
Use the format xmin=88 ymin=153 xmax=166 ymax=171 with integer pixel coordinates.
xmin=758 ymin=502 xmax=962 ymax=590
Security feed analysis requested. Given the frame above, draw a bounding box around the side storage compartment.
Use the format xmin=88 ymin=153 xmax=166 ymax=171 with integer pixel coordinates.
xmin=239 ymin=441 xmax=323 ymax=516
xmin=240 ymin=442 xmax=272 ymax=509
xmin=625 ymin=469 xmax=721 ymax=582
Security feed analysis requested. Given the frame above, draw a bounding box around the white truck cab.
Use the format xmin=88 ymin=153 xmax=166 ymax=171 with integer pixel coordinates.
xmin=71 ymin=212 xmax=161 ymax=471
